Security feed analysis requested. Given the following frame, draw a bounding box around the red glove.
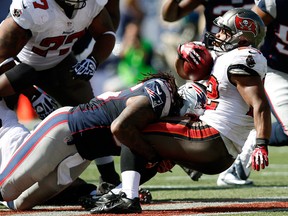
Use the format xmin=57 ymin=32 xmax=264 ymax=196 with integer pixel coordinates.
xmin=157 ymin=160 xmax=175 ymax=173
xmin=177 ymin=42 xmax=210 ymax=70
xmin=251 ymin=139 xmax=269 ymax=171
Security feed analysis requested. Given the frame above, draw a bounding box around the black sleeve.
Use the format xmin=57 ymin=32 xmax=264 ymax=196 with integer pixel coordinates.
xmin=5 ymin=63 xmax=39 ymax=92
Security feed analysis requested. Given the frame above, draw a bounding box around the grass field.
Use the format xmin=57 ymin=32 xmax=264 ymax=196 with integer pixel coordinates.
xmin=1 ymin=145 xmax=288 ymax=215
xmin=80 ymin=146 xmax=288 ymax=215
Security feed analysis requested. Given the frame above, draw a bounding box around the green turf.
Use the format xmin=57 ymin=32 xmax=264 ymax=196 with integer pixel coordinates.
xmin=80 ymin=146 xmax=288 ymax=215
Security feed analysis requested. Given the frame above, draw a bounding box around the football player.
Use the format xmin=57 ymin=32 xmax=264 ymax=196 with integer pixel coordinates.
xmin=0 ymin=0 xmax=121 ymax=189
xmin=218 ymin=0 xmax=288 ymax=186
xmin=90 ymin=8 xmax=271 ymax=214
xmin=0 ymin=71 xmax=187 ymax=210
xmin=162 ymin=0 xmax=257 ymax=181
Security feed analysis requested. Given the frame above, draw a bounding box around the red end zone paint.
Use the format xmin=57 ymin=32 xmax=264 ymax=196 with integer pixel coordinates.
xmin=1 ymin=201 xmax=288 ymax=215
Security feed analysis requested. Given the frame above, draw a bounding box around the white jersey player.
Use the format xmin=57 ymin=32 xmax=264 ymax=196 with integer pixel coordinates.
xmin=0 ymin=0 xmax=120 ymax=187
xmin=218 ymin=0 xmax=288 ymax=186
xmin=88 ymin=9 xmax=271 ymax=214
xmin=11 ymin=0 xmax=106 ymax=71
xmin=201 ymin=47 xmax=267 ymax=157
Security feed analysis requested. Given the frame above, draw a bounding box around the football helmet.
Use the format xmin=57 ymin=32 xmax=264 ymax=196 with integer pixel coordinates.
xmin=204 ymin=8 xmax=265 ymax=52
xmin=178 ymin=82 xmax=206 ymax=117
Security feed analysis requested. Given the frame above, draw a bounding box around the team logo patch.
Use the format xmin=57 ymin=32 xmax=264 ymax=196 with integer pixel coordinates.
xmin=145 ymin=86 xmax=164 ymax=108
xmin=234 ymin=15 xmax=257 ymax=36
xmin=13 ymin=9 xmax=22 ymax=17
xmin=246 ymin=55 xmax=256 ymax=68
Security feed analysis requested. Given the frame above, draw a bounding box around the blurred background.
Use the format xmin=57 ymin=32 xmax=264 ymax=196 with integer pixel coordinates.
xmin=0 ymin=0 xmax=205 ymax=123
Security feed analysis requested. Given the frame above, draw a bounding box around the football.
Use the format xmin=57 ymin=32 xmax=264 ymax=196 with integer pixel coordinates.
xmin=175 ymin=42 xmax=214 ymax=81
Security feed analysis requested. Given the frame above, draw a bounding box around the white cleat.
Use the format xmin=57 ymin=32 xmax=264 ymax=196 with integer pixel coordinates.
xmin=217 ymin=169 xmax=253 ymax=186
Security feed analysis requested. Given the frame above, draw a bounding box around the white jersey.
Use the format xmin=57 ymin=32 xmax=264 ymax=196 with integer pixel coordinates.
xmin=10 ymin=0 xmax=107 ymax=71
xmin=0 ymin=98 xmax=30 ymax=172
xmin=200 ymin=47 xmax=267 ymax=153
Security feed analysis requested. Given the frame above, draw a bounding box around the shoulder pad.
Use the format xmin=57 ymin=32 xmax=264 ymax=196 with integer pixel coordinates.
xmin=10 ymin=0 xmax=51 ymax=29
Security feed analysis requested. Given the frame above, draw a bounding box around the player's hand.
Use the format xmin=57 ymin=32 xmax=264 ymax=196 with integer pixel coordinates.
xmin=157 ymin=160 xmax=175 ymax=173
xmin=31 ymin=86 xmax=59 ymax=120
xmin=177 ymin=42 xmax=207 ymax=69
xmin=70 ymin=56 xmax=97 ymax=81
xmin=251 ymin=142 xmax=269 ymax=171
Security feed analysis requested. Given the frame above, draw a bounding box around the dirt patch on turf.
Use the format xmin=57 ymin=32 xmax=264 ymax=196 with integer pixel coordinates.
xmin=1 ymin=201 xmax=288 ymax=215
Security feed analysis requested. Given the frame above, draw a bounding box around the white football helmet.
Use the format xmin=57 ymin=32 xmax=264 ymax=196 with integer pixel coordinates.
xmin=178 ymin=82 xmax=206 ymax=117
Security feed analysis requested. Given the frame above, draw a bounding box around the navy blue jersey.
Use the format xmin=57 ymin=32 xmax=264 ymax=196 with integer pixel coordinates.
xmin=68 ymin=78 xmax=173 ymax=136
xmin=257 ymin=0 xmax=288 ymax=72
xmin=67 ymin=77 xmax=177 ymax=160
xmin=203 ymin=0 xmax=255 ymax=33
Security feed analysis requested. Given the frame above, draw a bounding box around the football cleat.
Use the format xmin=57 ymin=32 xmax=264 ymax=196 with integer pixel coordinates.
xmin=217 ymin=165 xmax=253 ymax=186
xmin=79 ymin=187 xmax=152 ymax=210
xmin=180 ymin=165 xmax=203 ymax=181
xmin=90 ymin=192 xmax=142 ymax=214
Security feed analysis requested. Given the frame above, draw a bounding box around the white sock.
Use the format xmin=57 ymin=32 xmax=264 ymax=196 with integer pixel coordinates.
xmin=111 ymin=183 xmax=122 ymax=194
xmin=121 ymin=171 xmax=140 ymax=199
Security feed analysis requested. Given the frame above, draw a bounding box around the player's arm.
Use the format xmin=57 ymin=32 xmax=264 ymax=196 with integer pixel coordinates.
xmin=161 ymin=0 xmax=204 ymax=22
xmin=252 ymin=4 xmax=274 ymax=26
xmin=105 ymin=0 xmax=120 ymax=30
xmin=88 ymin=7 xmax=116 ymax=65
xmin=0 ymin=16 xmax=31 ymax=64
xmin=111 ymin=95 xmax=160 ymax=162
xmin=231 ymin=73 xmax=271 ymax=170
xmin=231 ymin=74 xmax=271 ymax=141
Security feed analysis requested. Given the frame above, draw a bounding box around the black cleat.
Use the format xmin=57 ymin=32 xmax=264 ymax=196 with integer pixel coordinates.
xmin=90 ymin=192 xmax=142 ymax=214
xmin=180 ymin=165 xmax=203 ymax=181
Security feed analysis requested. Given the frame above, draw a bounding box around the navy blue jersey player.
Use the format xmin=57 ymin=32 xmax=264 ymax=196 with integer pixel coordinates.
xmin=0 ymin=72 xmax=182 ymax=210
xmin=68 ymin=73 xmax=182 ymax=161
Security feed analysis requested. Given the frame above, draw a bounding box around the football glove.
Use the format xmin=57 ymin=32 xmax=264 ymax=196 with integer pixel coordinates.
xmin=31 ymin=86 xmax=59 ymax=120
xmin=251 ymin=138 xmax=269 ymax=171
xmin=157 ymin=160 xmax=175 ymax=173
xmin=70 ymin=56 xmax=98 ymax=81
xmin=177 ymin=42 xmax=207 ymax=70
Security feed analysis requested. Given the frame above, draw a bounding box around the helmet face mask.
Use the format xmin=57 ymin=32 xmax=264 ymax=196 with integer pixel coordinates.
xmin=204 ymin=8 xmax=265 ymax=52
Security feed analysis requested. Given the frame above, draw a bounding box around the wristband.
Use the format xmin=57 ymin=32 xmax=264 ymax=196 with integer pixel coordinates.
xmin=256 ymin=138 xmax=269 ymax=146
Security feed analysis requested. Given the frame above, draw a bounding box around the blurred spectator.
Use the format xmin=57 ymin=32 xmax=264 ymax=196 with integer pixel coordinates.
xmin=103 ymin=21 xmax=156 ymax=91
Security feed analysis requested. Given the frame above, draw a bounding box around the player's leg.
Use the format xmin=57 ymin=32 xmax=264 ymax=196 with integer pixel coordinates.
xmin=265 ymin=68 xmax=288 ymax=145
xmin=6 ymin=156 xmax=91 ymax=210
xmin=90 ymin=119 xmax=235 ymax=214
xmin=0 ymin=107 xmax=76 ymax=201
xmin=217 ymin=129 xmax=256 ymax=186
xmin=36 ymin=54 xmax=121 ymax=191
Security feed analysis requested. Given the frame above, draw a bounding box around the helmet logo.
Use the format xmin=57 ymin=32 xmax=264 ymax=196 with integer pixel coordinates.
xmin=234 ymin=15 xmax=257 ymax=36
